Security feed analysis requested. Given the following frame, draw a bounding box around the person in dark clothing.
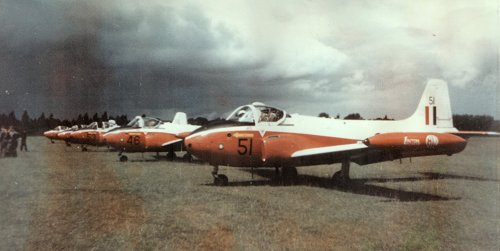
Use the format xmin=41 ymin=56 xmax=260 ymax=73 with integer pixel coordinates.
xmin=20 ymin=130 xmax=28 ymax=151
xmin=0 ymin=126 xmax=7 ymax=157
xmin=5 ymin=127 xmax=19 ymax=157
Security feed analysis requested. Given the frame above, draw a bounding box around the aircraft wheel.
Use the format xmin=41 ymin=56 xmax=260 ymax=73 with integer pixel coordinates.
xmin=119 ymin=155 xmax=128 ymax=162
xmin=281 ymin=166 xmax=298 ymax=186
xmin=331 ymin=170 xmax=350 ymax=184
xmin=214 ymin=174 xmax=229 ymax=186
xmin=82 ymin=147 xmax=88 ymax=152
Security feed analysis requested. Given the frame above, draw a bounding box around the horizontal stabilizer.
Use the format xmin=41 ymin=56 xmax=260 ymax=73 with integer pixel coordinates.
xmin=291 ymin=142 xmax=367 ymax=158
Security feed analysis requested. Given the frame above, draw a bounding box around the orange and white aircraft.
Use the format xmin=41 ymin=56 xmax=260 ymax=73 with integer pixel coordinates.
xmin=103 ymin=112 xmax=200 ymax=161
xmin=68 ymin=120 xmax=119 ymax=151
xmin=185 ymin=82 xmax=499 ymax=186
xmin=43 ymin=125 xmax=70 ymax=143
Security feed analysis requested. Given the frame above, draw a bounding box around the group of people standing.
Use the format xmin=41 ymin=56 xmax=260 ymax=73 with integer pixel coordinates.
xmin=0 ymin=126 xmax=27 ymax=157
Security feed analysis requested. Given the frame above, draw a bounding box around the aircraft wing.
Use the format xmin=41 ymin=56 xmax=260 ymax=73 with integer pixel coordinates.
xmin=448 ymin=131 xmax=500 ymax=138
xmin=291 ymin=142 xmax=368 ymax=158
xmin=161 ymin=139 xmax=183 ymax=147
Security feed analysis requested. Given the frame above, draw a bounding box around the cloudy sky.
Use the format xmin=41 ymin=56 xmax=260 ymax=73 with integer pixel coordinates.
xmin=0 ymin=0 xmax=498 ymax=120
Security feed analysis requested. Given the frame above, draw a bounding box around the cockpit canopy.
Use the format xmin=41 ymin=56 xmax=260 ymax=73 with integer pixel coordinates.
xmin=226 ymin=102 xmax=287 ymax=125
xmin=102 ymin=120 xmax=117 ymax=129
xmin=86 ymin=122 xmax=98 ymax=129
xmin=54 ymin=126 xmax=69 ymax=131
xmin=126 ymin=116 xmax=162 ymax=128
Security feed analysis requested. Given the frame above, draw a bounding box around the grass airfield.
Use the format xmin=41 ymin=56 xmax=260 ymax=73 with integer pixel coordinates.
xmin=0 ymin=136 xmax=498 ymax=250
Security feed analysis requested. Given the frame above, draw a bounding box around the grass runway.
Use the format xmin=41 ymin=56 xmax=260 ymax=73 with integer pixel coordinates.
xmin=0 ymin=137 xmax=498 ymax=250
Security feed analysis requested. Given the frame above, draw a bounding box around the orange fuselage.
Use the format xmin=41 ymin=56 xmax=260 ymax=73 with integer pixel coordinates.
xmin=186 ymin=126 xmax=467 ymax=168
xmin=103 ymin=130 xmax=183 ymax=152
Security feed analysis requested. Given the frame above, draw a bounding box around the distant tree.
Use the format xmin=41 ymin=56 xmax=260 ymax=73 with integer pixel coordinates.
xmin=453 ymin=114 xmax=494 ymax=131
xmin=374 ymin=115 xmax=394 ymax=120
xmin=47 ymin=113 xmax=59 ymax=128
xmin=21 ymin=110 xmax=30 ymax=129
xmin=76 ymin=114 xmax=83 ymax=125
xmin=92 ymin=112 xmax=99 ymax=123
xmin=335 ymin=114 xmax=340 ymax=119
xmin=318 ymin=112 xmax=330 ymax=118
xmin=344 ymin=113 xmax=364 ymax=120
xmin=83 ymin=113 xmax=90 ymax=124
xmin=37 ymin=113 xmax=46 ymax=129
xmin=61 ymin=119 xmax=72 ymax=127
xmin=115 ymin=115 xmax=129 ymax=126
xmin=8 ymin=111 xmax=18 ymax=126
xmin=188 ymin=117 xmax=209 ymax=125
xmin=101 ymin=112 xmax=108 ymax=122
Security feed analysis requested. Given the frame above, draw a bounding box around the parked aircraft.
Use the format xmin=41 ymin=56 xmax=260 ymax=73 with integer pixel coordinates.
xmin=185 ymin=82 xmax=499 ymax=186
xmin=69 ymin=120 xmax=119 ymax=151
xmin=103 ymin=112 xmax=200 ymax=161
xmin=43 ymin=125 xmax=70 ymax=143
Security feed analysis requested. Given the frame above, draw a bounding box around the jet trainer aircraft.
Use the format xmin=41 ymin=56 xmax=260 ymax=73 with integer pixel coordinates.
xmin=103 ymin=112 xmax=200 ymax=161
xmin=44 ymin=120 xmax=119 ymax=150
xmin=185 ymin=82 xmax=499 ymax=186
xmin=69 ymin=120 xmax=119 ymax=151
xmin=43 ymin=125 xmax=70 ymax=143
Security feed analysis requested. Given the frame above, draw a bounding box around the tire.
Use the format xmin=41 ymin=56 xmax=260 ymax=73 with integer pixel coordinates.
xmin=214 ymin=174 xmax=229 ymax=186
xmin=119 ymin=155 xmax=128 ymax=162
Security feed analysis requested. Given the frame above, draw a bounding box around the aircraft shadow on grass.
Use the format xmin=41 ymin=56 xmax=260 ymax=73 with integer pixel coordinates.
xmin=204 ymin=168 xmax=498 ymax=202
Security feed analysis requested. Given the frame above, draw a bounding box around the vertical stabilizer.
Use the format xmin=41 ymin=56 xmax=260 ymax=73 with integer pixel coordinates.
xmin=172 ymin=112 xmax=188 ymax=125
xmin=407 ymin=80 xmax=454 ymax=129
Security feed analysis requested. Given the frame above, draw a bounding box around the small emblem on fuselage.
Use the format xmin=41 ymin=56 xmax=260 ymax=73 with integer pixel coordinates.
xmin=425 ymin=135 xmax=439 ymax=148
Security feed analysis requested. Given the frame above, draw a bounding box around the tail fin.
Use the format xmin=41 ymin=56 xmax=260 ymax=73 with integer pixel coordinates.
xmin=407 ymin=80 xmax=454 ymax=129
xmin=172 ymin=112 xmax=188 ymax=125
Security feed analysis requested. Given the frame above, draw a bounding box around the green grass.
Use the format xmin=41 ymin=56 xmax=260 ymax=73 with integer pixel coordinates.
xmin=0 ymin=137 xmax=498 ymax=250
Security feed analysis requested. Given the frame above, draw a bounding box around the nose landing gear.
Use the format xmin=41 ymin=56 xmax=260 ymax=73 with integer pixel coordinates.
xmin=118 ymin=151 xmax=128 ymax=162
xmin=212 ymin=165 xmax=229 ymax=186
xmin=332 ymin=158 xmax=351 ymax=184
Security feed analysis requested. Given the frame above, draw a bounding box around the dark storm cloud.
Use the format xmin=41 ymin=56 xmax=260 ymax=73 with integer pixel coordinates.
xmin=0 ymin=0 xmax=112 ymax=118
xmin=0 ymin=0 xmax=498 ymax=121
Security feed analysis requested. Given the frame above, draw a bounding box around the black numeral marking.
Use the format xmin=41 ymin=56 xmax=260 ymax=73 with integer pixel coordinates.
xmin=237 ymin=138 xmax=253 ymax=155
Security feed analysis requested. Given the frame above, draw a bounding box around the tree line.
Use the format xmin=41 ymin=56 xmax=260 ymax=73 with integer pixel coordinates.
xmin=317 ymin=112 xmax=499 ymax=131
xmin=0 ymin=110 xmax=498 ymax=135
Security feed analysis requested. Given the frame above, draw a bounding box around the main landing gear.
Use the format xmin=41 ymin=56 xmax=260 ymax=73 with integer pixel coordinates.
xmin=332 ymin=158 xmax=350 ymax=183
xmin=81 ymin=145 xmax=88 ymax=152
xmin=211 ymin=165 xmax=298 ymax=186
xmin=212 ymin=165 xmax=229 ymax=186
xmin=166 ymin=151 xmax=175 ymax=161
xmin=276 ymin=166 xmax=298 ymax=185
xmin=118 ymin=152 xmax=128 ymax=162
